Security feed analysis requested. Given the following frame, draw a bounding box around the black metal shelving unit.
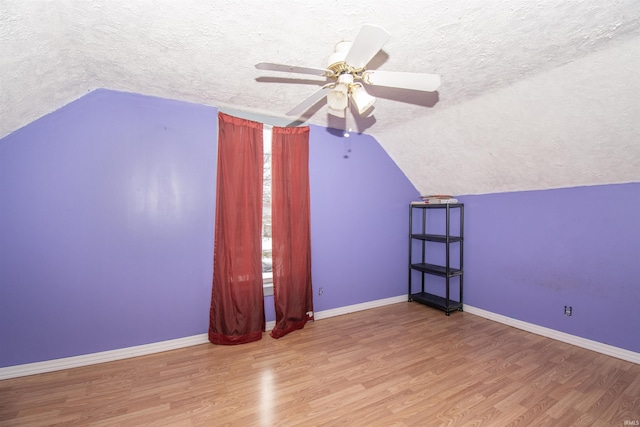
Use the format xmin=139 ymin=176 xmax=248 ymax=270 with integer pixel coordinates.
xmin=408 ymin=202 xmax=464 ymax=315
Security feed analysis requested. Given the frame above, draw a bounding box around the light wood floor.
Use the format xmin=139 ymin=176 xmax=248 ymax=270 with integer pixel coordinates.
xmin=1 ymin=302 xmax=639 ymax=426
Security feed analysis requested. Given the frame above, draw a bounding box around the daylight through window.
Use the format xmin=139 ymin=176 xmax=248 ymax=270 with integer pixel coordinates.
xmin=262 ymin=126 xmax=272 ymax=283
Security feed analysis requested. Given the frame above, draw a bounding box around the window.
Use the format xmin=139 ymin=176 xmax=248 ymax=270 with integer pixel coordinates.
xmin=262 ymin=126 xmax=273 ymax=292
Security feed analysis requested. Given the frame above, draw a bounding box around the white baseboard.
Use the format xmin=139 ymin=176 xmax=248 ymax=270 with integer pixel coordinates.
xmin=0 ymin=334 xmax=210 ymax=380
xmin=313 ymin=295 xmax=408 ymax=321
xmin=3 ymin=297 xmax=636 ymax=380
xmin=463 ymin=305 xmax=640 ymax=364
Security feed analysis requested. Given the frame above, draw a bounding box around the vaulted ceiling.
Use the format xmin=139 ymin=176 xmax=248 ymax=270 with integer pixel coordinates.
xmin=2 ymin=1 xmax=639 ymax=195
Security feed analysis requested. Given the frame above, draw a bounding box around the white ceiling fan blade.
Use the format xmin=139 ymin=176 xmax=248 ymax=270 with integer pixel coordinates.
xmin=286 ymin=84 xmax=334 ymax=116
xmin=363 ymin=70 xmax=441 ymax=92
xmin=255 ymin=62 xmax=330 ymax=77
xmin=344 ymin=24 xmax=390 ymax=69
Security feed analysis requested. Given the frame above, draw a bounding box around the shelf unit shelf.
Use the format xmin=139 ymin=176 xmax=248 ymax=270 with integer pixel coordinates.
xmin=410 ymin=262 xmax=463 ymax=277
xmin=410 ymin=292 xmax=463 ymax=313
xmin=408 ymin=202 xmax=464 ymax=316
xmin=410 ymin=233 xmax=462 ymax=243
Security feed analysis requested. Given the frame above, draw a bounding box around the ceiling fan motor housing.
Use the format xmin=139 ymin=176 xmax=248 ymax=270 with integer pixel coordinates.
xmin=327 ymin=41 xmax=353 ymax=68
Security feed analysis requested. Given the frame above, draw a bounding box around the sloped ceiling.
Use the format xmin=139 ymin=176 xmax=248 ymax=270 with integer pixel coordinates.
xmin=1 ymin=0 xmax=639 ymax=195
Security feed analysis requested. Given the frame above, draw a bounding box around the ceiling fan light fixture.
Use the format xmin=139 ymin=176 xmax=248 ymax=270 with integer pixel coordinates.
xmin=327 ymin=83 xmax=349 ymax=111
xmin=350 ymin=84 xmax=376 ymax=115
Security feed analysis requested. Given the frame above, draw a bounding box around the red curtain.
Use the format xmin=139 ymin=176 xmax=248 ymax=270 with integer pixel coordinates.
xmin=270 ymin=126 xmax=314 ymax=339
xmin=209 ymin=112 xmax=265 ymax=345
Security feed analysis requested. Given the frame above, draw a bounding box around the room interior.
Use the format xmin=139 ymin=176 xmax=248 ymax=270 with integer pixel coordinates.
xmin=1 ymin=0 xmax=639 ymax=424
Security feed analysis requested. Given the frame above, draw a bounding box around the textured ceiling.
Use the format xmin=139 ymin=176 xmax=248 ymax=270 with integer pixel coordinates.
xmin=2 ymin=0 xmax=639 ymax=195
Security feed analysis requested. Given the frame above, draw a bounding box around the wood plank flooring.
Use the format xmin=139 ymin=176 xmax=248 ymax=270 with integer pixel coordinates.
xmin=1 ymin=302 xmax=639 ymax=426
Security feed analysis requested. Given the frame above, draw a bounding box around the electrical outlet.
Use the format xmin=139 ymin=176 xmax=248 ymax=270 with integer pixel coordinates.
xmin=564 ymin=305 xmax=573 ymax=316
xmin=318 ymin=287 xmax=324 ymax=296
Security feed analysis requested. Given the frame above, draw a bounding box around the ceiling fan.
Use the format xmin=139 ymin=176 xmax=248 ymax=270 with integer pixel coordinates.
xmin=255 ymin=24 xmax=441 ymax=119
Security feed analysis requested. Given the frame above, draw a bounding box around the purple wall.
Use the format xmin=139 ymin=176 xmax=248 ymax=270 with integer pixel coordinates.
xmin=460 ymin=183 xmax=640 ymax=353
xmin=0 ymin=89 xmax=419 ymax=367
xmin=0 ymin=90 xmax=218 ymax=366
xmin=308 ymin=127 xmax=420 ymax=311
